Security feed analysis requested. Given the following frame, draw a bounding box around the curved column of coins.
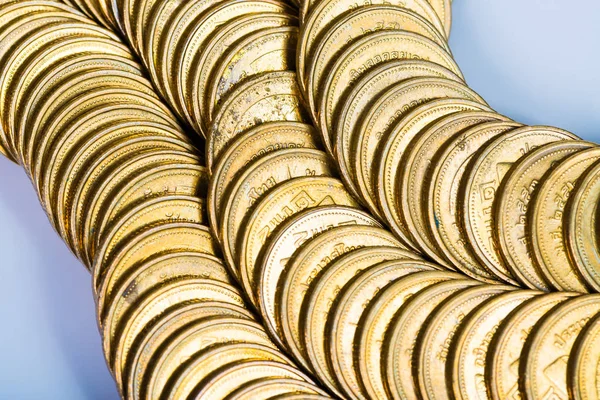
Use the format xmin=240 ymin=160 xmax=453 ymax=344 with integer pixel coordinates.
xmin=4 ymin=0 xmax=600 ymax=400
xmin=0 ymin=1 xmax=330 ymax=399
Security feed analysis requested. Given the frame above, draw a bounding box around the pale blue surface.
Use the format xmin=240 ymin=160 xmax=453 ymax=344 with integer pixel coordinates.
xmin=0 ymin=1 xmax=599 ymax=399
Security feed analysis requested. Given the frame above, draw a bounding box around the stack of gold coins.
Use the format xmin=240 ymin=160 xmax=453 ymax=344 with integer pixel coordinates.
xmin=2 ymin=0 xmax=600 ymax=399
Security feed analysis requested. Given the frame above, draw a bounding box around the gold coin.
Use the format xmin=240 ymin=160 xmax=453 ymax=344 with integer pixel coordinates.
xmin=317 ymin=31 xmax=462 ymax=150
xmin=487 ymin=292 xmax=577 ymax=400
xmin=383 ymin=279 xmax=481 ymax=400
xmin=306 ymin=5 xmax=450 ymax=127
xmin=124 ymin=303 xmax=254 ymax=400
xmin=277 ymin=225 xmax=406 ymax=371
xmin=166 ymin=0 xmax=293 ymax=122
xmin=207 ymin=71 xmax=310 ymax=169
xmin=565 ymin=161 xmax=600 ymax=292
xmin=377 ymin=98 xmax=491 ymax=245
xmin=190 ymin=12 xmax=297 ymax=134
xmin=109 ymin=279 xmax=245 ymax=389
xmin=219 ymin=148 xmax=335 ymax=279
xmin=270 ymin=395 xmax=332 ymax=400
xmin=334 ymin=60 xmax=462 ymax=201
xmin=522 ymin=294 xmax=600 ymax=400
xmin=228 ymin=377 xmax=329 ymax=400
xmin=529 ymin=147 xmax=600 ymax=292
xmin=415 ymin=284 xmax=514 ymax=400
xmin=208 ymin=121 xmax=319 ymax=235
xmin=94 ymin=222 xmax=220 ymax=310
xmin=568 ymin=311 xmax=600 ymax=400
xmin=424 ymin=119 xmax=522 ymax=279
xmin=357 ymin=270 xmax=462 ymax=400
xmin=494 ymin=141 xmax=593 ymax=290
xmin=448 ymin=290 xmax=540 ymax=400
xmin=400 ymin=111 xmax=506 ymax=268
xmin=302 ymin=246 xmax=421 ymax=399
xmin=463 ymin=126 xmax=578 ymax=284
xmin=94 ymin=195 xmax=206 ymax=271
xmin=142 ymin=316 xmax=280 ymax=400
xmin=257 ymin=206 xmax=380 ymax=349
xmin=239 ymin=176 xmax=359 ymax=311
xmin=356 ymin=79 xmax=487 ymax=225
xmin=163 ymin=343 xmax=296 ymax=400
xmin=14 ymin=53 xmax=143 ymax=163
xmin=193 ymin=360 xmax=313 ymax=399
xmin=330 ymin=259 xmax=439 ymax=399
xmin=99 ymin=250 xmax=229 ymax=330
xmin=298 ymin=0 xmax=446 ymax=87
xmin=205 ymin=26 xmax=298 ymax=121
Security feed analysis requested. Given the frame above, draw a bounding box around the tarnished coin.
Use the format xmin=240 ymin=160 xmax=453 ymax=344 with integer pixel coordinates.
xmin=277 ymin=225 xmax=405 ymax=370
xmin=298 ymin=0 xmax=446 ymax=87
xmin=208 ymin=121 xmax=319 ymax=233
xmin=257 ymin=206 xmax=380 ymax=349
xmin=495 ymin=141 xmax=593 ymax=290
xmin=330 ymin=259 xmax=439 ymax=399
xmin=448 ymin=290 xmax=540 ymax=400
xmin=192 ymin=360 xmax=313 ymax=399
xmin=415 ymin=284 xmax=514 ymax=400
xmin=219 ymin=148 xmax=335 ymax=279
xmin=377 ymin=98 xmax=491 ymax=245
xmin=487 ymin=292 xmax=577 ymax=400
xmin=529 ymin=147 xmax=600 ymax=292
xmin=357 ymin=80 xmax=487 ymax=226
xmin=207 ymin=71 xmax=310 ymax=169
xmin=357 ymin=270 xmax=463 ymax=400
xmin=522 ymin=294 xmax=600 ymax=400
xmin=463 ymin=126 xmax=578 ymax=284
xmin=400 ymin=111 xmax=506 ymax=269
xmin=334 ymin=61 xmax=462 ymax=201
xmin=124 ymin=303 xmax=255 ymax=400
xmin=142 ymin=316 xmax=280 ymax=400
xmin=383 ymin=279 xmax=481 ymax=400
xmin=565 ymin=161 xmax=600 ymax=292
xmin=318 ymin=31 xmax=462 ymax=151
xmin=240 ymin=176 xmax=359 ymax=309
xmin=110 ymin=279 xmax=245 ymax=390
xmin=228 ymin=377 xmax=330 ymax=400
xmin=190 ymin=12 xmax=297 ymax=133
xmin=424 ymin=119 xmax=521 ymax=279
xmin=569 ymin=311 xmax=600 ymax=400
xmin=205 ymin=26 xmax=298 ymax=120
xmin=306 ymin=5 xmax=450 ymax=130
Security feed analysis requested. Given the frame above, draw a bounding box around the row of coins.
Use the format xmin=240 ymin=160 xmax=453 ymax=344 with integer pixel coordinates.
xmin=0 ymin=1 xmax=332 ymax=399
xmin=72 ymin=0 xmax=600 ymax=399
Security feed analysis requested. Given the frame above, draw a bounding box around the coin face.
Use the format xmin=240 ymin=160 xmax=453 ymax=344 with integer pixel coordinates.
xmin=219 ymin=148 xmax=335 ymax=280
xmin=277 ymin=225 xmax=405 ymax=370
xmin=227 ymin=378 xmax=329 ymax=400
xmin=569 ymin=312 xmax=600 ymax=400
xmin=415 ymin=284 xmax=514 ymax=400
xmin=377 ymin=98 xmax=491 ymax=246
xmin=564 ymin=161 xmax=600 ymax=291
xmin=522 ymin=295 xmax=600 ymax=400
xmin=357 ymin=270 xmax=463 ymax=400
xmin=207 ymin=71 xmax=310 ymax=169
xmin=239 ymin=176 xmax=359 ymax=310
xmin=494 ymin=141 xmax=593 ymax=290
xmin=329 ymin=259 xmax=439 ymax=399
xmin=257 ymin=206 xmax=380 ymax=349
xmin=487 ymin=292 xmax=577 ymax=400
xmin=425 ymin=120 xmax=521 ymax=279
xmin=383 ymin=279 xmax=481 ymax=400
xmin=463 ymin=126 xmax=578 ymax=284
xmin=334 ymin=61 xmax=462 ymax=201
xmin=529 ymin=147 xmax=600 ymax=292
xmin=448 ymin=290 xmax=540 ymax=400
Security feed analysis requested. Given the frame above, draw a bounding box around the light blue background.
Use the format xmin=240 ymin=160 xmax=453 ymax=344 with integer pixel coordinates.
xmin=1 ymin=1 xmax=599 ymax=398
